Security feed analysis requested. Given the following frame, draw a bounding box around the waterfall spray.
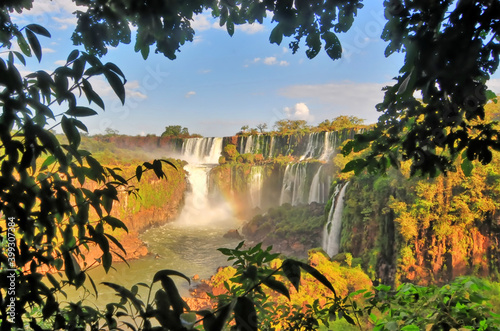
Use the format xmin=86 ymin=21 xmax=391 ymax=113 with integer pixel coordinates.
xmin=323 ymin=182 xmax=349 ymax=257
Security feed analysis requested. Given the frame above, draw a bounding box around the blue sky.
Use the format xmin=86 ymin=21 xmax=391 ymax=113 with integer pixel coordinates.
xmin=11 ymin=0 xmax=500 ymax=137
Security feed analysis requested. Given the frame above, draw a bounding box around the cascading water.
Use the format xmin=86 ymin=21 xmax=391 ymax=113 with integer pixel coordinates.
xmin=181 ymin=137 xmax=223 ymax=164
xmin=319 ymin=132 xmax=337 ymax=162
xmin=300 ymin=132 xmax=321 ymax=160
xmin=308 ymin=165 xmax=324 ymax=204
xmin=279 ymin=163 xmax=309 ymax=206
xmin=243 ymin=135 xmax=254 ymax=154
xmin=323 ymin=182 xmax=349 ymax=257
xmin=249 ymin=166 xmax=264 ymax=209
xmin=176 ymin=137 xmax=233 ymax=227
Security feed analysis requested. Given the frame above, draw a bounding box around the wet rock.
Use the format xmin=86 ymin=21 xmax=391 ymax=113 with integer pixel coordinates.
xmin=223 ymin=229 xmax=243 ymax=240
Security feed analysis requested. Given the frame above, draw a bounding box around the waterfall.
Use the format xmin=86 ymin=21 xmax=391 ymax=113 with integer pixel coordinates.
xmin=268 ymin=136 xmax=275 ymax=158
xmin=181 ymin=137 xmax=223 ymax=164
xmin=308 ymin=165 xmax=325 ymax=204
xmin=176 ymin=137 xmax=233 ymax=227
xmin=279 ymin=163 xmax=308 ymax=206
xmin=244 ymin=135 xmax=254 ymax=154
xmin=249 ymin=166 xmax=264 ymax=208
xmin=319 ymin=132 xmax=337 ymax=162
xmin=300 ymin=132 xmax=320 ymax=160
xmin=323 ymin=182 xmax=349 ymax=257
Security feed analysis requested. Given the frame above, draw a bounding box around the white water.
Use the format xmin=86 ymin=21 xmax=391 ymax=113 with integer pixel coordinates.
xmin=308 ymin=165 xmax=323 ymax=204
xmin=249 ymin=166 xmax=264 ymax=209
xmin=279 ymin=163 xmax=309 ymax=206
xmin=177 ymin=137 xmax=234 ymax=227
xmin=323 ymin=182 xmax=349 ymax=257
xmin=244 ymin=135 xmax=254 ymax=154
xmin=181 ymin=137 xmax=223 ymax=164
xmin=319 ymin=132 xmax=337 ymax=162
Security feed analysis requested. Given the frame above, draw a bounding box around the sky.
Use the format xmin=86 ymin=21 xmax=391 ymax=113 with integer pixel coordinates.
xmin=10 ymin=0 xmax=500 ymax=137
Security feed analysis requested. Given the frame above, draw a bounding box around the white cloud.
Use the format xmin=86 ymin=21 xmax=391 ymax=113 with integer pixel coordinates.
xmin=191 ymin=14 xmax=212 ymax=32
xmin=191 ymin=13 xmax=264 ymax=35
xmin=263 ymin=57 xmax=277 ymax=65
xmin=54 ymin=60 xmax=67 ymax=66
xmin=42 ymin=47 xmax=56 ymax=53
xmin=487 ymin=79 xmax=500 ymax=94
xmin=89 ymin=77 xmax=147 ymax=101
xmin=52 ymin=16 xmax=77 ymax=29
xmin=185 ymin=91 xmax=196 ymax=98
xmin=250 ymin=56 xmax=289 ymax=67
xmin=279 ymin=81 xmax=388 ymax=124
xmin=283 ymin=103 xmax=314 ymax=121
xmin=236 ymin=23 xmax=264 ymax=34
xmin=12 ymin=0 xmax=79 ymax=28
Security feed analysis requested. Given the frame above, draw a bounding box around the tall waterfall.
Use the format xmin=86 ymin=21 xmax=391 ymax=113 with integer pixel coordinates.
xmin=249 ymin=166 xmax=264 ymax=209
xmin=175 ymin=137 xmax=233 ymax=227
xmin=300 ymin=131 xmax=338 ymax=161
xmin=323 ymin=182 xmax=349 ymax=257
xmin=308 ymin=165 xmax=329 ymax=204
xmin=279 ymin=163 xmax=309 ymax=206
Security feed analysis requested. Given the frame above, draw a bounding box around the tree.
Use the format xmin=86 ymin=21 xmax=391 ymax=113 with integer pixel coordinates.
xmin=161 ymin=125 xmax=189 ymax=137
xmin=342 ymin=1 xmax=500 ymax=177
xmin=104 ymin=127 xmax=119 ymax=136
xmin=274 ymin=119 xmax=309 ymax=135
xmin=256 ymin=123 xmax=268 ymax=133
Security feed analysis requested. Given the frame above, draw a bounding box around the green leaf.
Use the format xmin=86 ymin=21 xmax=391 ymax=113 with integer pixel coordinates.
xmin=461 ymin=157 xmax=474 ymax=176
xmin=158 ymin=275 xmax=187 ymax=316
xmin=104 ymin=70 xmax=126 ymax=104
xmin=102 ymin=251 xmax=112 ymax=272
xmin=105 ymin=62 xmax=125 ymax=79
xmin=40 ymin=155 xmax=56 ymax=171
xmin=102 ymin=282 xmax=144 ymax=313
xmin=209 ymin=303 xmax=233 ymax=331
xmin=26 ymin=28 xmax=42 ymax=62
xmin=322 ymin=32 xmax=342 ymax=60
xmin=26 ymin=23 xmax=51 ymax=37
xmin=140 ymin=45 xmax=150 ymax=60
xmin=16 ymin=31 xmax=31 ymax=56
xmin=152 ymin=159 xmax=164 ymax=178
xmin=297 ymin=261 xmax=337 ymax=298
xmin=227 ymin=21 xmax=235 ymax=37
xmin=261 ymin=277 xmax=290 ymax=300
xmin=66 ymin=106 xmax=98 ymax=117
xmin=61 ymin=115 xmax=81 ymax=148
xmin=82 ymin=78 xmax=105 ymax=110
xmin=282 ymin=259 xmax=301 ymax=292
xmin=12 ymin=51 xmax=26 ymax=65
xmin=401 ymin=325 xmax=420 ymax=331
xmin=269 ymin=24 xmax=283 ymax=45
xmin=136 ymin=165 xmax=143 ymax=181
xmin=305 ymin=32 xmax=321 ymax=59
xmin=88 ymin=275 xmax=99 ymax=298
xmin=153 ymin=269 xmax=191 ymax=284
xmin=342 ymin=158 xmax=367 ymax=175
xmin=103 ymin=216 xmax=129 ymax=232
xmin=67 ymin=49 xmax=80 ymax=63
xmin=234 ymin=297 xmax=257 ymax=331
xmin=201 ymin=311 xmax=216 ymax=331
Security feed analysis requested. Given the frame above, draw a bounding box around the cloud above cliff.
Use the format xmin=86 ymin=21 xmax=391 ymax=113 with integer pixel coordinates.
xmin=283 ymin=102 xmax=314 ymax=121
xmin=279 ymin=81 xmax=388 ymax=123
